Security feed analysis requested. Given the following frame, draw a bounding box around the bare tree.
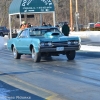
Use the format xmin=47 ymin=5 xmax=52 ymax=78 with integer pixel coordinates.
xmin=0 ymin=0 xmax=100 ymax=27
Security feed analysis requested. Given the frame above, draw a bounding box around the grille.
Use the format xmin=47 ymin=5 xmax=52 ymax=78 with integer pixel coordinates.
xmin=52 ymin=41 xmax=67 ymax=47
xmin=52 ymin=40 xmax=79 ymax=47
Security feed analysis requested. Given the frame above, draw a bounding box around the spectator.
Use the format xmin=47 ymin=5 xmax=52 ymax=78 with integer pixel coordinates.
xmin=55 ymin=24 xmax=60 ymax=30
xmin=47 ymin=23 xmax=52 ymax=27
xmin=42 ymin=22 xmax=47 ymax=26
xmin=20 ymin=21 xmax=26 ymax=30
xmin=17 ymin=21 xmax=26 ymax=33
xmin=28 ymin=23 xmax=31 ymax=27
xmin=25 ymin=23 xmax=31 ymax=28
xmin=62 ymin=22 xmax=70 ymax=36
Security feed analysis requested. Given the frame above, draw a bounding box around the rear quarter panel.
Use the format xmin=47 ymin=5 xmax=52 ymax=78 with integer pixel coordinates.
xmin=7 ymin=38 xmax=16 ymax=51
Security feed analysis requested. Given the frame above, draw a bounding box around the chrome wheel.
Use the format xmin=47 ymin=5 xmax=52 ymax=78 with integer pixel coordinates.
xmin=32 ymin=48 xmax=41 ymax=62
xmin=13 ymin=47 xmax=21 ymax=59
xmin=32 ymin=49 xmax=35 ymax=59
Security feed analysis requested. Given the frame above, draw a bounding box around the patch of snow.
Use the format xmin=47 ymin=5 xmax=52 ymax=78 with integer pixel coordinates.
xmin=0 ymin=36 xmax=5 ymax=50
xmin=81 ymin=45 xmax=100 ymax=52
xmin=70 ymin=31 xmax=100 ymax=42
xmin=0 ymin=88 xmax=11 ymax=100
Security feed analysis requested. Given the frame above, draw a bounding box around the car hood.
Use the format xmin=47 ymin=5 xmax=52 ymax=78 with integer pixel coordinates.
xmin=39 ymin=36 xmax=79 ymax=42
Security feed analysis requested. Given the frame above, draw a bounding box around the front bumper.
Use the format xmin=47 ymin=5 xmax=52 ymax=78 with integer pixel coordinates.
xmin=40 ymin=45 xmax=81 ymax=52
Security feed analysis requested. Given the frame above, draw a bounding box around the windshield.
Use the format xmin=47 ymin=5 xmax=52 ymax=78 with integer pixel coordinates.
xmin=30 ymin=28 xmax=62 ymax=36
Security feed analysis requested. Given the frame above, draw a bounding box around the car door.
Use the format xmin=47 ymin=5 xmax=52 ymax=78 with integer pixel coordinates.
xmin=17 ymin=29 xmax=31 ymax=54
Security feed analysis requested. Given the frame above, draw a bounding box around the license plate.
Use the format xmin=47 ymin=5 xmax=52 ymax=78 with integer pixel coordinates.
xmin=56 ymin=47 xmax=64 ymax=51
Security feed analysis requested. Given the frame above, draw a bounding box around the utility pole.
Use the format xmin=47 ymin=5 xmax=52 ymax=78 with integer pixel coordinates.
xmin=75 ymin=0 xmax=79 ymax=31
xmin=76 ymin=0 xmax=78 ymax=12
xmin=93 ymin=0 xmax=95 ymax=23
xmin=84 ymin=0 xmax=87 ymax=25
xmin=70 ymin=0 xmax=73 ymax=31
xmin=54 ymin=0 xmax=58 ymax=24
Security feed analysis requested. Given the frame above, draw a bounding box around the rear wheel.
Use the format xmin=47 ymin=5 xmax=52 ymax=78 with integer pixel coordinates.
xmin=32 ymin=48 xmax=41 ymax=62
xmin=66 ymin=50 xmax=76 ymax=60
xmin=13 ymin=46 xmax=21 ymax=59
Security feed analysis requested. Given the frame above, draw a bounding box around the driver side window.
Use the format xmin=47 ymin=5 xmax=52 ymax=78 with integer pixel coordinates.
xmin=19 ymin=29 xmax=28 ymax=38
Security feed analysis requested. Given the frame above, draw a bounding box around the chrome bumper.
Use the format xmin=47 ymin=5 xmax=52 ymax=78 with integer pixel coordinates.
xmin=40 ymin=46 xmax=80 ymax=52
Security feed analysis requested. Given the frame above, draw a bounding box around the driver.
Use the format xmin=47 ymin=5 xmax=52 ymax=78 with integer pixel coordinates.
xmin=20 ymin=21 xmax=26 ymax=30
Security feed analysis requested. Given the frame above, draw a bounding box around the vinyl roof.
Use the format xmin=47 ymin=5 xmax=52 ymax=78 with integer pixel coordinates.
xmin=9 ymin=0 xmax=55 ymax=15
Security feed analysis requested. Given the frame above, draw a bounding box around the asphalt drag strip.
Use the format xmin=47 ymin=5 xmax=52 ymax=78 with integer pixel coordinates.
xmin=0 ymin=80 xmax=44 ymax=100
xmin=0 ymin=72 xmax=67 ymax=100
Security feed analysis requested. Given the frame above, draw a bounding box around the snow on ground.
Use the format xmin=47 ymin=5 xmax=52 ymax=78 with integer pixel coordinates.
xmin=70 ymin=31 xmax=100 ymax=42
xmin=0 ymin=88 xmax=11 ymax=100
xmin=81 ymin=45 xmax=100 ymax=52
xmin=70 ymin=31 xmax=100 ymax=52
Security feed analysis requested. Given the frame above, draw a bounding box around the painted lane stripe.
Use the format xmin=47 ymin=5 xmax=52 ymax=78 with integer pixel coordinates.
xmin=0 ymin=72 xmax=58 ymax=100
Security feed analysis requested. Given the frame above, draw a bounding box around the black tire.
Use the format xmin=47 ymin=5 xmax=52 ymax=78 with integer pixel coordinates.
xmin=32 ymin=48 xmax=41 ymax=62
xmin=13 ymin=47 xmax=21 ymax=59
xmin=0 ymin=32 xmax=4 ymax=37
xmin=43 ymin=55 xmax=52 ymax=60
xmin=66 ymin=50 xmax=76 ymax=60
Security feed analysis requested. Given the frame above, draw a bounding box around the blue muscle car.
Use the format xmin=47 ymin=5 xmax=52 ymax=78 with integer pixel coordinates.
xmin=7 ymin=26 xmax=81 ymax=62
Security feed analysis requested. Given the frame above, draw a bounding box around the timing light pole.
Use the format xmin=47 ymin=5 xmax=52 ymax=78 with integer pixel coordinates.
xmin=76 ymin=0 xmax=78 ymax=12
xmin=70 ymin=0 xmax=79 ymax=31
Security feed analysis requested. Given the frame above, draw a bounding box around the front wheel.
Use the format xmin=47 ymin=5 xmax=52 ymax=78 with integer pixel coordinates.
xmin=13 ymin=47 xmax=21 ymax=59
xmin=32 ymin=48 xmax=41 ymax=62
xmin=66 ymin=50 xmax=76 ymax=60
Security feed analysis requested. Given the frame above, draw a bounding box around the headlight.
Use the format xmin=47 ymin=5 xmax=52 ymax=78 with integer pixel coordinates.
xmin=68 ymin=41 xmax=71 ymax=45
xmin=40 ymin=42 xmax=52 ymax=46
xmin=40 ymin=43 xmax=45 ymax=46
xmin=47 ymin=42 xmax=52 ymax=46
xmin=68 ymin=41 xmax=79 ymax=45
xmin=74 ymin=41 xmax=79 ymax=44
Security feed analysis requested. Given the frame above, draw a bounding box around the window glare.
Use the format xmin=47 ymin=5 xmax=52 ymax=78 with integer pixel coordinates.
xmin=30 ymin=28 xmax=61 ymax=36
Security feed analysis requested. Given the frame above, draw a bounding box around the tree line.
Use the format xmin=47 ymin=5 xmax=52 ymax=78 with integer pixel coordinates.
xmin=0 ymin=0 xmax=100 ymax=28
